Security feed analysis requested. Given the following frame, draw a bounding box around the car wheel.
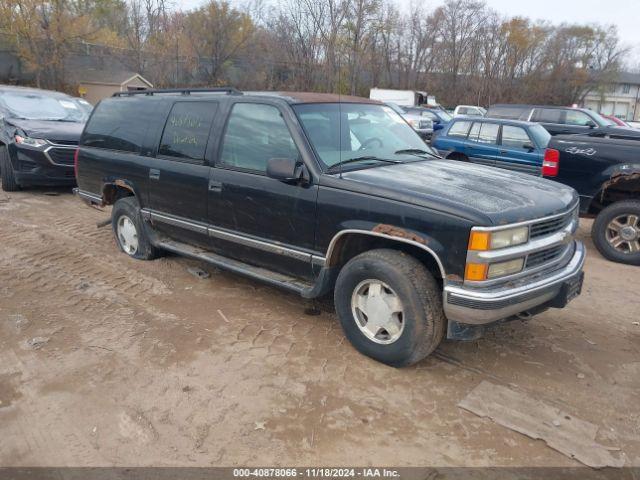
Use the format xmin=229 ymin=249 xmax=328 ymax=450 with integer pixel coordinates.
xmin=0 ymin=146 xmax=20 ymax=191
xmin=591 ymin=200 xmax=640 ymax=265
xmin=334 ymin=249 xmax=445 ymax=367
xmin=111 ymin=196 xmax=159 ymax=260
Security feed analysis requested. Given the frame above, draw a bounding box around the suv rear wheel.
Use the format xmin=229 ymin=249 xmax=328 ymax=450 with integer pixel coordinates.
xmin=592 ymin=200 xmax=640 ymax=265
xmin=334 ymin=249 xmax=445 ymax=367
xmin=0 ymin=146 xmax=20 ymax=191
xmin=111 ymin=196 xmax=159 ymax=260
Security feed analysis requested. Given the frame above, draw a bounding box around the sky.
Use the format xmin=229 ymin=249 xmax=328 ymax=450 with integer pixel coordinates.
xmin=178 ymin=0 xmax=640 ymax=65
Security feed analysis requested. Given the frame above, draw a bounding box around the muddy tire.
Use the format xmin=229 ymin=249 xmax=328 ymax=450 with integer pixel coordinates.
xmin=591 ymin=200 xmax=640 ymax=265
xmin=111 ymin=196 xmax=159 ymax=260
xmin=0 ymin=147 xmax=20 ymax=192
xmin=334 ymin=249 xmax=445 ymax=367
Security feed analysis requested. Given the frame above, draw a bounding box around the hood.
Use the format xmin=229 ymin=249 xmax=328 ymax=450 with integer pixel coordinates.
xmin=5 ymin=118 xmax=84 ymax=142
xmin=336 ymin=160 xmax=577 ymax=226
xmin=599 ymin=125 xmax=640 ymax=138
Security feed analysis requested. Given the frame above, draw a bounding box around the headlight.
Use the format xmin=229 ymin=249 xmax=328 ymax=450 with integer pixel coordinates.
xmin=15 ymin=135 xmax=48 ymax=148
xmin=468 ymin=226 xmax=529 ymax=251
xmin=487 ymin=258 xmax=525 ymax=278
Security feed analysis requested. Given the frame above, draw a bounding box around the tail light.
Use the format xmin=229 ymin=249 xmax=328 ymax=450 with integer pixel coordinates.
xmin=73 ymin=147 xmax=80 ymax=179
xmin=542 ymin=148 xmax=559 ymax=177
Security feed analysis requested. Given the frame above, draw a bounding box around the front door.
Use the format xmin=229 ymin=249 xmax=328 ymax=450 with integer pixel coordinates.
xmin=145 ymin=100 xmax=219 ymax=247
xmin=465 ymin=121 xmax=499 ymax=167
xmin=207 ymin=101 xmax=319 ymax=280
xmin=495 ymin=124 xmax=542 ymax=176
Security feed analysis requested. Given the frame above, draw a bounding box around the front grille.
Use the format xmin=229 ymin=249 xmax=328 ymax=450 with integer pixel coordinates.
xmin=526 ymin=245 xmax=565 ymax=269
xmin=47 ymin=147 xmax=75 ymax=166
xmin=50 ymin=139 xmax=79 ymax=146
xmin=530 ymin=208 xmax=576 ymax=239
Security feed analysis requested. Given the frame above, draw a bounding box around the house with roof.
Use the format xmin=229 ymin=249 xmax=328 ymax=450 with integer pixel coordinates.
xmin=582 ymin=71 xmax=640 ymax=121
xmin=76 ymin=70 xmax=153 ymax=105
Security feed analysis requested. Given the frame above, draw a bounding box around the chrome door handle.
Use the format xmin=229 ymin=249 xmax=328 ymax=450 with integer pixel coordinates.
xmin=149 ymin=168 xmax=160 ymax=180
xmin=208 ymin=180 xmax=223 ymax=192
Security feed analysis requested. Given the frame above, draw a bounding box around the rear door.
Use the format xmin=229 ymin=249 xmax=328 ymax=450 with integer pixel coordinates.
xmin=494 ymin=124 xmax=542 ymax=176
xmin=465 ymin=121 xmax=499 ymax=166
xmin=531 ymin=108 xmax=580 ymax=135
xmin=145 ymin=100 xmax=219 ymax=247
xmin=207 ymin=100 xmax=319 ymax=280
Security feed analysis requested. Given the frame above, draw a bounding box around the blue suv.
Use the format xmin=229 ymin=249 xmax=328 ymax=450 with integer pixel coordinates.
xmin=432 ymin=118 xmax=553 ymax=176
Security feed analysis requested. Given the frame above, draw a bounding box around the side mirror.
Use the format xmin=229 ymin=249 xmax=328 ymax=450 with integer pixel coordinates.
xmin=523 ymin=142 xmax=535 ymax=151
xmin=266 ymin=157 xmax=310 ymax=185
xmin=586 ymin=120 xmax=596 ymax=129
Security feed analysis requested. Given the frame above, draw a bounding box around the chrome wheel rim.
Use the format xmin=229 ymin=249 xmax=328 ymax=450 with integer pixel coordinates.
xmin=351 ymin=279 xmax=405 ymax=345
xmin=606 ymin=214 xmax=640 ymax=254
xmin=117 ymin=215 xmax=139 ymax=255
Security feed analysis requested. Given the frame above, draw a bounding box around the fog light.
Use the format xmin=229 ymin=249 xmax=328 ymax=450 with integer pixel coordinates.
xmin=487 ymin=258 xmax=525 ymax=278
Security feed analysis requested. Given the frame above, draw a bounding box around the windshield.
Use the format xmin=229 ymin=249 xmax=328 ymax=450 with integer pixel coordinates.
xmin=293 ymin=103 xmax=437 ymax=169
xmin=436 ymin=110 xmax=453 ymax=122
xmin=0 ymin=91 xmax=93 ymax=122
xmin=529 ymin=124 xmax=551 ymax=148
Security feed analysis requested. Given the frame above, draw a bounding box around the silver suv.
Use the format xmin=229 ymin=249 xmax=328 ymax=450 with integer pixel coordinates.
xmin=386 ymin=103 xmax=434 ymax=139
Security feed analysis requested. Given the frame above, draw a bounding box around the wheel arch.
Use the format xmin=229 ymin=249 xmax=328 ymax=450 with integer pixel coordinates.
xmin=587 ymin=172 xmax=640 ymax=215
xmin=323 ymin=229 xmax=446 ymax=281
xmin=102 ymin=179 xmax=137 ymax=205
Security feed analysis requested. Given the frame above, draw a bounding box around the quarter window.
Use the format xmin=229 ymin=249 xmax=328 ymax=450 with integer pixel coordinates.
xmin=448 ymin=120 xmax=472 ymax=138
xmin=158 ymin=102 xmax=218 ymax=162
xmin=220 ymin=103 xmax=299 ymax=173
xmin=501 ymin=125 xmax=531 ymax=149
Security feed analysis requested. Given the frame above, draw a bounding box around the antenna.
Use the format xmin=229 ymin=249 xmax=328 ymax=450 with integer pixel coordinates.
xmin=338 ymin=54 xmax=343 ymax=179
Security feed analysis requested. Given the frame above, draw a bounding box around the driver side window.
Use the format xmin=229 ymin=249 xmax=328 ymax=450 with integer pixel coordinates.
xmin=220 ymin=103 xmax=299 ymax=173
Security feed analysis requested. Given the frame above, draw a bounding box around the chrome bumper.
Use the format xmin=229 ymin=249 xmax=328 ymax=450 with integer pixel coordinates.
xmin=443 ymin=241 xmax=586 ymax=325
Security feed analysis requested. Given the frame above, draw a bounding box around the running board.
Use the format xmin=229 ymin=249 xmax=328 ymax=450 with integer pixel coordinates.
xmin=154 ymin=238 xmax=314 ymax=295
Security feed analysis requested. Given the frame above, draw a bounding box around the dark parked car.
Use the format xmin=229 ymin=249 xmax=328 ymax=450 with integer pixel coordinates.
xmin=486 ymin=104 xmax=640 ymax=139
xmin=436 ymin=117 xmax=640 ymax=265
xmin=75 ymin=88 xmax=585 ymax=366
xmin=0 ymin=85 xmax=92 ymax=191
xmin=432 ymin=118 xmax=553 ymax=176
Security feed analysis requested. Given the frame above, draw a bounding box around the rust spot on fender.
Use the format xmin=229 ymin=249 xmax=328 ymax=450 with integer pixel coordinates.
xmin=600 ymin=172 xmax=640 ymax=202
xmin=446 ymin=273 xmax=463 ymax=282
xmin=372 ymin=224 xmax=427 ymax=245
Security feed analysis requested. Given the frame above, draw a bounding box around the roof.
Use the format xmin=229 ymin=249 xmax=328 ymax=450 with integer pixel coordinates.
xmin=0 ymin=84 xmax=74 ymax=98
xmin=246 ymin=91 xmax=381 ymax=104
xmin=77 ymin=70 xmax=153 ymax=87
xmin=454 ymin=116 xmax=536 ymax=127
xmin=615 ymin=71 xmax=640 ymax=85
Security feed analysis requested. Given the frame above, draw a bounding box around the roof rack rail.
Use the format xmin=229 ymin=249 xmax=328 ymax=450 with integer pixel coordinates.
xmin=112 ymin=87 xmax=242 ymax=97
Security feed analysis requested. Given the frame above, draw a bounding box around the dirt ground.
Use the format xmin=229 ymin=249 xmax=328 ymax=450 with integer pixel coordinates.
xmin=0 ymin=187 xmax=638 ymax=468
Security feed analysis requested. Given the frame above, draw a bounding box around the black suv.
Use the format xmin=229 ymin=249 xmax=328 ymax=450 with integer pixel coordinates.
xmin=75 ymin=88 xmax=585 ymax=366
xmin=0 ymin=85 xmax=93 ymax=191
xmin=486 ymin=104 xmax=640 ymax=138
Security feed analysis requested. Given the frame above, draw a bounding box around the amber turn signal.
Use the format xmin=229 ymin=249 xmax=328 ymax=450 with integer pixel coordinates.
xmin=468 ymin=231 xmax=490 ymax=251
xmin=465 ymin=263 xmax=488 ymax=281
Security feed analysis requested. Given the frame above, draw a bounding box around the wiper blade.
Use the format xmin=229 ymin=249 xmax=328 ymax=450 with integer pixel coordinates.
xmin=327 ymin=156 xmax=400 ymax=172
xmin=394 ymin=148 xmax=439 ymax=158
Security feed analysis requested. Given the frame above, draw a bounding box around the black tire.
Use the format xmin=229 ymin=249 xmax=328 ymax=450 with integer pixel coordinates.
xmin=334 ymin=249 xmax=445 ymax=367
xmin=111 ymin=196 xmax=159 ymax=260
xmin=0 ymin=146 xmax=20 ymax=191
xmin=591 ymin=200 xmax=640 ymax=266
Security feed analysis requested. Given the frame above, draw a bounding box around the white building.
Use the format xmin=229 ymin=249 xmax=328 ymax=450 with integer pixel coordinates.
xmin=583 ymin=72 xmax=640 ymax=121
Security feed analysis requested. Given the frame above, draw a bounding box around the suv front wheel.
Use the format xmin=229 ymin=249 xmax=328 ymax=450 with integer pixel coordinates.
xmin=334 ymin=249 xmax=445 ymax=367
xmin=111 ymin=196 xmax=159 ymax=260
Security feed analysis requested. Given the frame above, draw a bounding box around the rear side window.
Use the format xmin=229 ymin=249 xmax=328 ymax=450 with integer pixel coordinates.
xmin=501 ymin=125 xmax=531 ymax=149
xmin=448 ymin=121 xmax=472 ymax=138
xmin=477 ymin=123 xmax=499 ymax=144
xmin=531 ymin=108 xmax=563 ymax=124
xmin=220 ymin=103 xmax=299 ymax=173
xmin=82 ymin=99 xmax=157 ymax=153
xmin=158 ymin=102 xmax=218 ymax=162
